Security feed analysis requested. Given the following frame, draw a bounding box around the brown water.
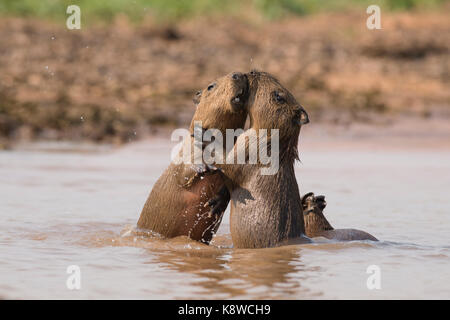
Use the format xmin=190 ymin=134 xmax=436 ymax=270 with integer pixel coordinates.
xmin=1 ymin=131 xmax=449 ymax=299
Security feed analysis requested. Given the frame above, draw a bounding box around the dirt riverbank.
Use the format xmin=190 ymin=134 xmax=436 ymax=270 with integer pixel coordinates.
xmin=0 ymin=11 xmax=449 ymax=147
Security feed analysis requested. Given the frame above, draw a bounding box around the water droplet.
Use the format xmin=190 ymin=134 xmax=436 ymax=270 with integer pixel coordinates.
xmin=51 ymin=36 xmax=55 ymax=40
xmin=80 ymin=116 xmax=84 ymax=122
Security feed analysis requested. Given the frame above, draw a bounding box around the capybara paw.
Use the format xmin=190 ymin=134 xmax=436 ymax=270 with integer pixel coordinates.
xmin=302 ymin=192 xmax=327 ymax=213
xmin=314 ymin=195 xmax=327 ymax=210
xmin=313 ymin=195 xmax=327 ymax=210
xmin=204 ymin=186 xmax=230 ymax=217
xmin=180 ymin=163 xmax=220 ymax=188
xmin=193 ymin=163 xmax=218 ymax=175
xmin=301 ymin=192 xmax=315 ymax=210
xmin=205 ymin=196 xmax=227 ymax=217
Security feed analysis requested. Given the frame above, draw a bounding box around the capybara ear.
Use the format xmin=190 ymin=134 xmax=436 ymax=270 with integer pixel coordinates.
xmin=301 ymin=192 xmax=315 ymax=209
xmin=193 ymin=90 xmax=202 ymax=105
xmin=299 ymin=108 xmax=309 ymax=125
xmin=295 ymin=107 xmax=309 ymax=125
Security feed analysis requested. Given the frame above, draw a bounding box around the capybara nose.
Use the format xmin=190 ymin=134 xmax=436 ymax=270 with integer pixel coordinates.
xmin=231 ymin=72 xmax=244 ymax=81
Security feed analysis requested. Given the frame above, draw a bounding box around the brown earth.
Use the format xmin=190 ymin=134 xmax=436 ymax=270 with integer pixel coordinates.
xmin=0 ymin=11 xmax=449 ymax=148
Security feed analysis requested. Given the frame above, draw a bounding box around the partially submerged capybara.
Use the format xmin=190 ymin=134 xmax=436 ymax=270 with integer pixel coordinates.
xmin=215 ymin=71 xmax=311 ymax=248
xmin=137 ymin=72 xmax=249 ymax=244
xmin=302 ymin=193 xmax=378 ymax=241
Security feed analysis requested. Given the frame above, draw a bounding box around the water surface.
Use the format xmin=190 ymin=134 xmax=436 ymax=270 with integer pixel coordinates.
xmin=1 ymin=137 xmax=449 ymax=299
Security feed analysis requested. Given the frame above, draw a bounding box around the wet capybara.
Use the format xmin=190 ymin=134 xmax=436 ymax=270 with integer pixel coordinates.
xmin=215 ymin=71 xmax=311 ymax=248
xmin=137 ymin=72 xmax=249 ymax=244
xmin=302 ymin=193 xmax=378 ymax=241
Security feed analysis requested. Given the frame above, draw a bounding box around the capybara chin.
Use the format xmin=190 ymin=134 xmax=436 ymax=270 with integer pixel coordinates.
xmin=137 ymin=72 xmax=249 ymax=244
xmin=302 ymin=193 xmax=378 ymax=241
xmin=216 ymin=70 xmax=311 ymax=249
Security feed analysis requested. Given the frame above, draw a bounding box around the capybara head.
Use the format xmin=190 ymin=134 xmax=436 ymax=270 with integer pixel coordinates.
xmin=245 ymin=70 xmax=309 ymax=138
xmin=189 ymin=72 xmax=249 ymax=134
xmin=242 ymin=70 xmax=308 ymax=161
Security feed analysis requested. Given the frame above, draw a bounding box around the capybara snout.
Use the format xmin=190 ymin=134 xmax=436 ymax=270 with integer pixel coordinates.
xmin=189 ymin=71 xmax=249 ymax=134
xmin=229 ymin=72 xmax=249 ymax=112
xmin=194 ymin=71 xmax=248 ymax=115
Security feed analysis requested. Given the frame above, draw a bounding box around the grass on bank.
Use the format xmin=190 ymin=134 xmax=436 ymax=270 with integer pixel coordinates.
xmin=0 ymin=0 xmax=447 ymax=23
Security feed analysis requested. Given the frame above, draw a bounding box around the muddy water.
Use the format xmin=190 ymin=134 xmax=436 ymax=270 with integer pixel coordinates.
xmin=1 ymin=135 xmax=449 ymax=299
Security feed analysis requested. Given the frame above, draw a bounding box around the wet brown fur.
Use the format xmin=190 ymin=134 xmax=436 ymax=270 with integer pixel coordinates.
xmin=302 ymin=193 xmax=378 ymax=241
xmin=137 ymin=72 xmax=248 ymax=244
xmin=218 ymin=71 xmax=310 ymax=248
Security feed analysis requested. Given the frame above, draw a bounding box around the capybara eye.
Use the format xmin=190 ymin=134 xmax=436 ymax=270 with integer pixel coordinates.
xmin=196 ymin=90 xmax=201 ymax=96
xmin=207 ymin=83 xmax=216 ymax=91
xmin=273 ymin=91 xmax=286 ymax=104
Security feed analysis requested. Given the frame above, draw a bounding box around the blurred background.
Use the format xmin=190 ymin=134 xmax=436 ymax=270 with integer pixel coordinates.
xmin=0 ymin=0 xmax=448 ymax=147
xmin=1 ymin=1 xmax=450 ymax=300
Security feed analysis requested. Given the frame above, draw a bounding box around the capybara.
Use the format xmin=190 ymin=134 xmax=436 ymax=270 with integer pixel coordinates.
xmin=302 ymin=192 xmax=378 ymax=241
xmin=214 ymin=71 xmax=311 ymax=248
xmin=137 ymin=72 xmax=249 ymax=244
